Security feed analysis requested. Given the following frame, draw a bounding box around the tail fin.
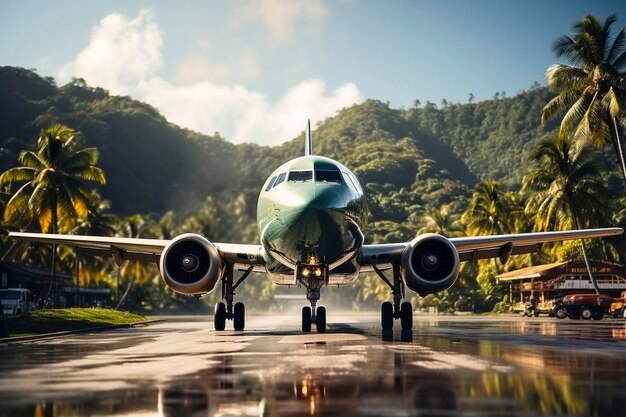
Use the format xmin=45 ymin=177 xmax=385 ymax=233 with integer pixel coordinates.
xmin=305 ymin=119 xmax=313 ymax=156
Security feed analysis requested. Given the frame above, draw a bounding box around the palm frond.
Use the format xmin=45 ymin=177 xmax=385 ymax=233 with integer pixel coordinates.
xmin=17 ymin=151 xmax=45 ymax=170
xmin=559 ymin=92 xmax=594 ymax=138
xmin=0 ymin=167 xmax=36 ymax=186
xmin=608 ymin=27 xmax=626 ymax=64
xmin=606 ymin=87 xmax=623 ymax=118
xmin=552 ymin=35 xmax=585 ymax=66
xmin=541 ymin=91 xmax=579 ymax=123
xmin=545 ymin=64 xmax=588 ymax=91
xmin=65 ymin=166 xmax=106 ymax=184
xmin=59 ymin=148 xmax=99 ymax=170
xmin=3 ymin=183 xmax=33 ymax=226
xmin=613 ymin=50 xmax=626 ymax=72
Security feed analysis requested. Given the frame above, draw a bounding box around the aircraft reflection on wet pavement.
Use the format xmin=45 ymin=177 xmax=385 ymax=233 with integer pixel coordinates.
xmin=2 ymin=317 xmax=626 ymax=417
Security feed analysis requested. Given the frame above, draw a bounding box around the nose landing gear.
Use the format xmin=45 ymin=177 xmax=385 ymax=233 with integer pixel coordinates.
xmin=300 ymin=280 xmax=327 ymax=333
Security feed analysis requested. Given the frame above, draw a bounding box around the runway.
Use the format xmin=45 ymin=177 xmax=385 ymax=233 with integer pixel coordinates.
xmin=1 ymin=313 xmax=626 ymax=416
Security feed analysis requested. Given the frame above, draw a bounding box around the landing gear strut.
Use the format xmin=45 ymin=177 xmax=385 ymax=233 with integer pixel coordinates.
xmin=214 ymin=265 xmax=252 ymax=331
xmin=374 ymin=264 xmax=413 ymax=331
xmin=300 ymin=281 xmax=327 ymax=333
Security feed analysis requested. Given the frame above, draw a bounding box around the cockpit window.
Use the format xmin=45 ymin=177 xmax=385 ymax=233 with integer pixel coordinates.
xmin=265 ymin=176 xmax=277 ymax=191
xmin=315 ymin=170 xmax=343 ymax=183
xmin=274 ymin=172 xmax=287 ymax=187
xmin=343 ymin=171 xmax=362 ymax=193
xmin=288 ymin=170 xmax=313 ymax=182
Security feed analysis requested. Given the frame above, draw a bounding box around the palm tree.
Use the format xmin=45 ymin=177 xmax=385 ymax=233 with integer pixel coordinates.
xmin=418 ymin=205 xmax=463 ymax=237
xmin=541 ymin=14 xmax=626 ymax=188
xmin=522 ymin=135 xmax=609 ymax=293
xmin=461 ymin=179 xmax=513 ymax=236
xmin=0 ymin=124 xmax=106 ymax=303
xmin=69 ymin=191 xmax=119 ymax=288
xmin=115 ymin=215 xmax=157 ymax=309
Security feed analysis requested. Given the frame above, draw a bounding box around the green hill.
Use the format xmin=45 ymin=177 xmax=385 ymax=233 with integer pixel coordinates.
xmin=4 ymin=65 xmax=619 ymax=245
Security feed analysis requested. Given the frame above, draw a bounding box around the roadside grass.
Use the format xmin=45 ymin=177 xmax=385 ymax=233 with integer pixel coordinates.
xmin=1 ymin=308 xmax=146 ymax=338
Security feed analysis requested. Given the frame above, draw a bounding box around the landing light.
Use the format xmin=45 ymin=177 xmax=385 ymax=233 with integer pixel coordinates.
xmin=302 ymin=268 xmax=311 ymax=277
xmin=314 ymin=269 xmax=322 ymax=277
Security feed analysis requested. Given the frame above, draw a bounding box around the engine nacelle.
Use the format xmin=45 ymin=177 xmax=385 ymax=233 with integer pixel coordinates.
xmin=159 ymin=233 xmax=224 ymax=295
xmin=401 ymin=233 xmax=460 ymax=296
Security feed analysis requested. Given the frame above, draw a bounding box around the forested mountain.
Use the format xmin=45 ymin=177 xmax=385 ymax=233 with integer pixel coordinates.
xmin=2 ymin=68 xmax=562 ymax=208
xmin=1 ymin=66 xmax=618 ymax=244
xmin=4 ymin=65 xmax=626 ymax=313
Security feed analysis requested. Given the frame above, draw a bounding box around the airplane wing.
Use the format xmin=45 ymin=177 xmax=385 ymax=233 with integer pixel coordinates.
xmin=360 ymin=227 xmax=624 ymax=269
xmin=6 ymin=232 xmax=265 ymax=270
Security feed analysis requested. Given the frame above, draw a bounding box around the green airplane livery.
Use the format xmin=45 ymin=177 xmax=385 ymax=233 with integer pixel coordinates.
xmin=9 ymin=121 xmax=623 ymax=333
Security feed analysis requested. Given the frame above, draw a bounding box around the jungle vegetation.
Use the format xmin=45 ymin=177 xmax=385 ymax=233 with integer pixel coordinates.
xmin=1 ymin=14 xmax=625 ymax=314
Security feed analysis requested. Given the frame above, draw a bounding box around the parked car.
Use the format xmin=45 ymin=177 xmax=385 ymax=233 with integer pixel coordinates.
xmin=0 ymin=288 xmax=36 ymax=315
xmin=561 ymin=293 xmax=615 ymax=320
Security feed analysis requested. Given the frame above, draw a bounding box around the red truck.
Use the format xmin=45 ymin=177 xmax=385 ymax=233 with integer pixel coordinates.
xmin=557 ymin=291 xmax=626 ymax=320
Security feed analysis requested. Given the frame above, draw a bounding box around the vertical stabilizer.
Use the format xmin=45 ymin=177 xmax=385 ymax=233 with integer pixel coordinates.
xmin=305 ymin=119 xmax=313 ymax=156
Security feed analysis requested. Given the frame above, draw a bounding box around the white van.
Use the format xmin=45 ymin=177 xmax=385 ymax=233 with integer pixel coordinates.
xmin=0 ymin=288 xmax=36 ymax=315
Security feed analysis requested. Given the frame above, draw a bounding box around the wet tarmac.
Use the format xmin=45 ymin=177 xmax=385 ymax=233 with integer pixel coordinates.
xmin=1 ymin=314 xmax=626 ymax=417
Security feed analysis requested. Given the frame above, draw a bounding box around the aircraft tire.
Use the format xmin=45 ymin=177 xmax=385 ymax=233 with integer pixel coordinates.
xmin=381 ymin=302 xmax=393 ymax=331
xmin=302 ymin=306 xmax=312 ymax=332
xmin=234 ymin=302 xmax=245 ymax=331
xmin=214 ymin=302 xmax=226 ymax=331
xmin=623 ymin=308 xmax=626 ymax=319
xmin=316 ymin=306 xmax=327 ymax=333
xmin=400 ymin=301 xmax=413 ymax=330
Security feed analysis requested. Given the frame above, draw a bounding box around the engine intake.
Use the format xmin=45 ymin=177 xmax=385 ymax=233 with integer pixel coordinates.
xmin=159 ymin=233 xmax=224 ymax=295
xmin=401 ymin=234 xmax=460 ymax=296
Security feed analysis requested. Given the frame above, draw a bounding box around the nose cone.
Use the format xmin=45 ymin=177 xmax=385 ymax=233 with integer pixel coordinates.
xmin=264 ymin=184 xmax=358 ymax=265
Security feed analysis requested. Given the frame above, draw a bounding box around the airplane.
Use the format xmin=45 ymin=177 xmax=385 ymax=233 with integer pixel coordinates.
xmin=7 ymin=121 xmax=624 ymax=333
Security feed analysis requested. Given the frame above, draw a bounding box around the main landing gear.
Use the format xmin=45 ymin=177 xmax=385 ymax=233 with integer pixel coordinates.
xmin=373 ymin=264 xmax=413 ymax=331
xmin=301 ymin=282 xmax=327 ymax=333
xmin=214 ymin=265 xmax=252 ymax=331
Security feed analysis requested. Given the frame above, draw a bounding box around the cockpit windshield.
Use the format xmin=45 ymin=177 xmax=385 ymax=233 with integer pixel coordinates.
xmin=315 ymin=170 xmax=343 ymax=183
xmin=288 ymin=171 xmax=313 ymax=182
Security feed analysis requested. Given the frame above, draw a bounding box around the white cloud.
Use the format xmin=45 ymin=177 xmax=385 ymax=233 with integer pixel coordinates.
xmin=58 ymin=9 xmax=362 ymax=146
xmin=58 ymin=9 xmax=162 ymax=95
xmin=234 ymin=0 xmax=328 ymax=44
xmin=174 ymin=47 xmax=260 ymax=84
xmin=140 ymin=78 xmax=362 ymax=145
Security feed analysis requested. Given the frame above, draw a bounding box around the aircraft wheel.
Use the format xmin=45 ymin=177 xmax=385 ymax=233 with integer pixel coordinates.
xmin=400 ymin=301 xmax=413 ymax=330
xmin=316 ymin=306 xmax=327 ymax=333
xmin=580 ymin=307 xmax=593 ymax=320
xmin=302 ymin=306 xmax=312 ymax=332
xmin=214 ymin=302 xmax=226 ymax=331
xmin=381 ymin=301 xmax=393 ymax=331
xmin=234 ymin=302 xmax=245 ymax=331
xmin=623 ymin=308 xmax=626 ymax=319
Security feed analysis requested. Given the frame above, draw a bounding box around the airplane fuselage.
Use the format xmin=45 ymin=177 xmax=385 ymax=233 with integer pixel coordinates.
xmin=257 ymin=155 xmax=368 ymax=285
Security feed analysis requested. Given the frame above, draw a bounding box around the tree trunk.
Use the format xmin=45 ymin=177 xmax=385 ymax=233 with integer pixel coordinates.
xmin=49 ymin=193 xmax=58 ymax=307
xmin=611 ymin=115 xmax=626 ymax=192
xmin=115 ymin=271 xmax=134 ymax=310
xmin=573 ymin=214 xmax=601 ymax=295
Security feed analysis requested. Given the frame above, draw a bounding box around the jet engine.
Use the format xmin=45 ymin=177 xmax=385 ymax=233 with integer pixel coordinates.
xmin=159 ymin=233 xmax=224 ymax=295
xmin=401 ymin=233 xmax=460 ymax=296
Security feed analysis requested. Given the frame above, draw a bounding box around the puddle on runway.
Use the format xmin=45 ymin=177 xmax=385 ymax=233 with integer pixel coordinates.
xmin=2 ymin=318 xmax=626 ymax=416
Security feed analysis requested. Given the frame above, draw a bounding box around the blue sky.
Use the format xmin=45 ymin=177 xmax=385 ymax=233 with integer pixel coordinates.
xmin=1 ymin=0 xmax=625 ymax=145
